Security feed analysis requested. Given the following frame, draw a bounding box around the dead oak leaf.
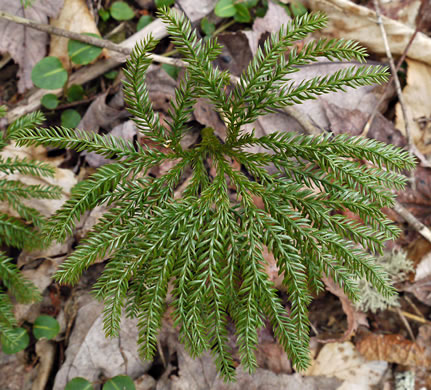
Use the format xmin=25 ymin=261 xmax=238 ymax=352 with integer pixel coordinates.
xmin=0 ymin=0 xmax=64 ymax=92
xmin=357 ymin=331 xmax=431 ymax=368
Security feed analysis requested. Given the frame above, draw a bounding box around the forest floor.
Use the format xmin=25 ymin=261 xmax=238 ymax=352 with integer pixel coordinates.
xmin=1 ymin=0 xmax=431 ymax=389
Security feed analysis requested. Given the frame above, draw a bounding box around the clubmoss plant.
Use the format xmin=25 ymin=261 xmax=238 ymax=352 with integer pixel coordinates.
xmin=13 ymin=8 xmax=415 ymax=379
xmin=0 ymin=106 xmax=61 ymax=347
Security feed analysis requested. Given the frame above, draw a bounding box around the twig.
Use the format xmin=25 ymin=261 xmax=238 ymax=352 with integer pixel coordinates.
xmin=393 ymin=201 xmax=431 ymax=244
xmin=395 ymin=307 xmax=415 ymax=341
xmin=0 ymin=10 xmax=185 ymax=68
xmin=372 ymin=0 xmax=413 ymax=148
xmin=387 ymin=307 xmax=431 ymax=325
xmin=361 ymin=28 xmax=419 ymax=137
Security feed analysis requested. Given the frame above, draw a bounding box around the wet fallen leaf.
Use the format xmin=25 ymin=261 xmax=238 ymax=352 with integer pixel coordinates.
xmin=49 ymin=0 xmax=105 ymax=70
xmin=304 ymin=341 xmax=388 ymax=390
xmin=357 ymin=331 xmax=431 ymax=367
xmin=0 ymin=0 xmax=64 ymax=92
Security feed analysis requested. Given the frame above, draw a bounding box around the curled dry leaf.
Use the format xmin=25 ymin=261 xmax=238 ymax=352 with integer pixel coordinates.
xmin=321 ymin=276 xmax=369 ymax=343
xmin=49 ymin=0 xmax=105 ymax=70
xmin=304 ymin=341 xmax=387 ymax=390
xmin=0 ymin=0 xmax=64 ymax=92
xmin=357 ymin=328 xmax=431 ymax=368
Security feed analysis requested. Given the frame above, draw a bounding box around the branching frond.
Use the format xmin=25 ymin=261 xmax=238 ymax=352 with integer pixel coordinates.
xmin=13 ymin=7 xmax=417 ymax=381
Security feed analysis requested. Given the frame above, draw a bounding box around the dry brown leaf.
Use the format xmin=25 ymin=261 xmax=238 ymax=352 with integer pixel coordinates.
xmin=0 ymin=351 xmax=29 ymax=390
xmin=321 ymin=277 xmax=369 ymax=343
xmin=193 ymin=98 xmax=227 ymax=140
xmin=323 ymin=101 xmax=406 ymax=148
xmin=395 ymin=59 xmax=431 ymax=154
xmin=49 ymin=0 xmax=105 ymax=70
xmin=0 ymin=0 xmax=64 ymax=92
xmin=404 ymin=276 xmax=431 ymax=306
xmin=379 ymin=0 xmax=421 ymax=27
xmin=53 ymin=295 xmax=151 ymax=390
xmin=156 ymin=343 xmax=340 ymax=390
xmin=304 ymin=0 xmax=431 ymax=66
xmin=216 ymin=32 xmax=253 ymax=76
xmin=357 ymin=332 xmax=431 ymax=367
xmin=78 ymin=91 xmax=128 ymax=133
xmin=243 ymin=0 xmax=290 ymax=55
xmin=304 ymin=341 xmax=387 ymax=390
xmin=84 ymin=120 xmax=137 ymax=167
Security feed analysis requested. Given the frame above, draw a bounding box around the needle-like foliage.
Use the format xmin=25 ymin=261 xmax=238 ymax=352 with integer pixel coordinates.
xmin=13 ymin=8 xmax=415 ymax=379
xmin=0 ymin=107 xmax=62 ymax=347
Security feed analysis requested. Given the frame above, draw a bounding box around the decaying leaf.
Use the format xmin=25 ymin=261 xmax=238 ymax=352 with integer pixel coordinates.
xmin=49 ymin=0 xmax=105 ymax=70
xmin=357 ymin=330 xmax=431 ymax=368
xmin=304 ymin=341 xmax=388 ymax=390
xmin=0 ymin=0 xmax=64 ymax=92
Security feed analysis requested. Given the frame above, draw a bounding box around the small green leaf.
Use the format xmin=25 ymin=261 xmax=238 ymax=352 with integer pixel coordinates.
xmin=137 ymin=15 xmax=153 ymax=31
xmin=215 ymin=0 xmax=236 ymax=17
xmin=290 ymin=1 xmax=308 ymax=17
xmin=61 ymin=109 xmax=81 ymax=128
xmin=41 ymin=94 xmax=59 ymax=110
xmin=1 ymin=328 xmax=29 ymax=354
xmin=104 ymin=70 xmax=119 ymax=80
xmin=256 ymin=0 xmax=268 ymax=17
xmin=244 ymin=0 xmax=258 ymax=7
xmin=155 ymin=0 xmax=175 ymax=7
xmin=33 ymin=315 xmax=60 ymax=340
xmin=200 ymin=17 xmax=215 ymax=36
xmin=103 ymin=375 xmax=135 ymax=390
xmin=68 ymin=33 xmax=103 ymax=65
xmin=98 ymin=8 xmax=110 ymax=22
xmin=234 ymin=3 xmax=251 ymax=23
xmin=65 ymin=377 xmax=94 ymax=390
xmin=31 ymin=57 xmax=68 ymax=90
xmin=162 ymin=63 xmax=180 ymax=80
xmin=67 ymin=85 xmax=85 ymax=102
xmin=110 ymin=2 xmax=135 ymax=21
